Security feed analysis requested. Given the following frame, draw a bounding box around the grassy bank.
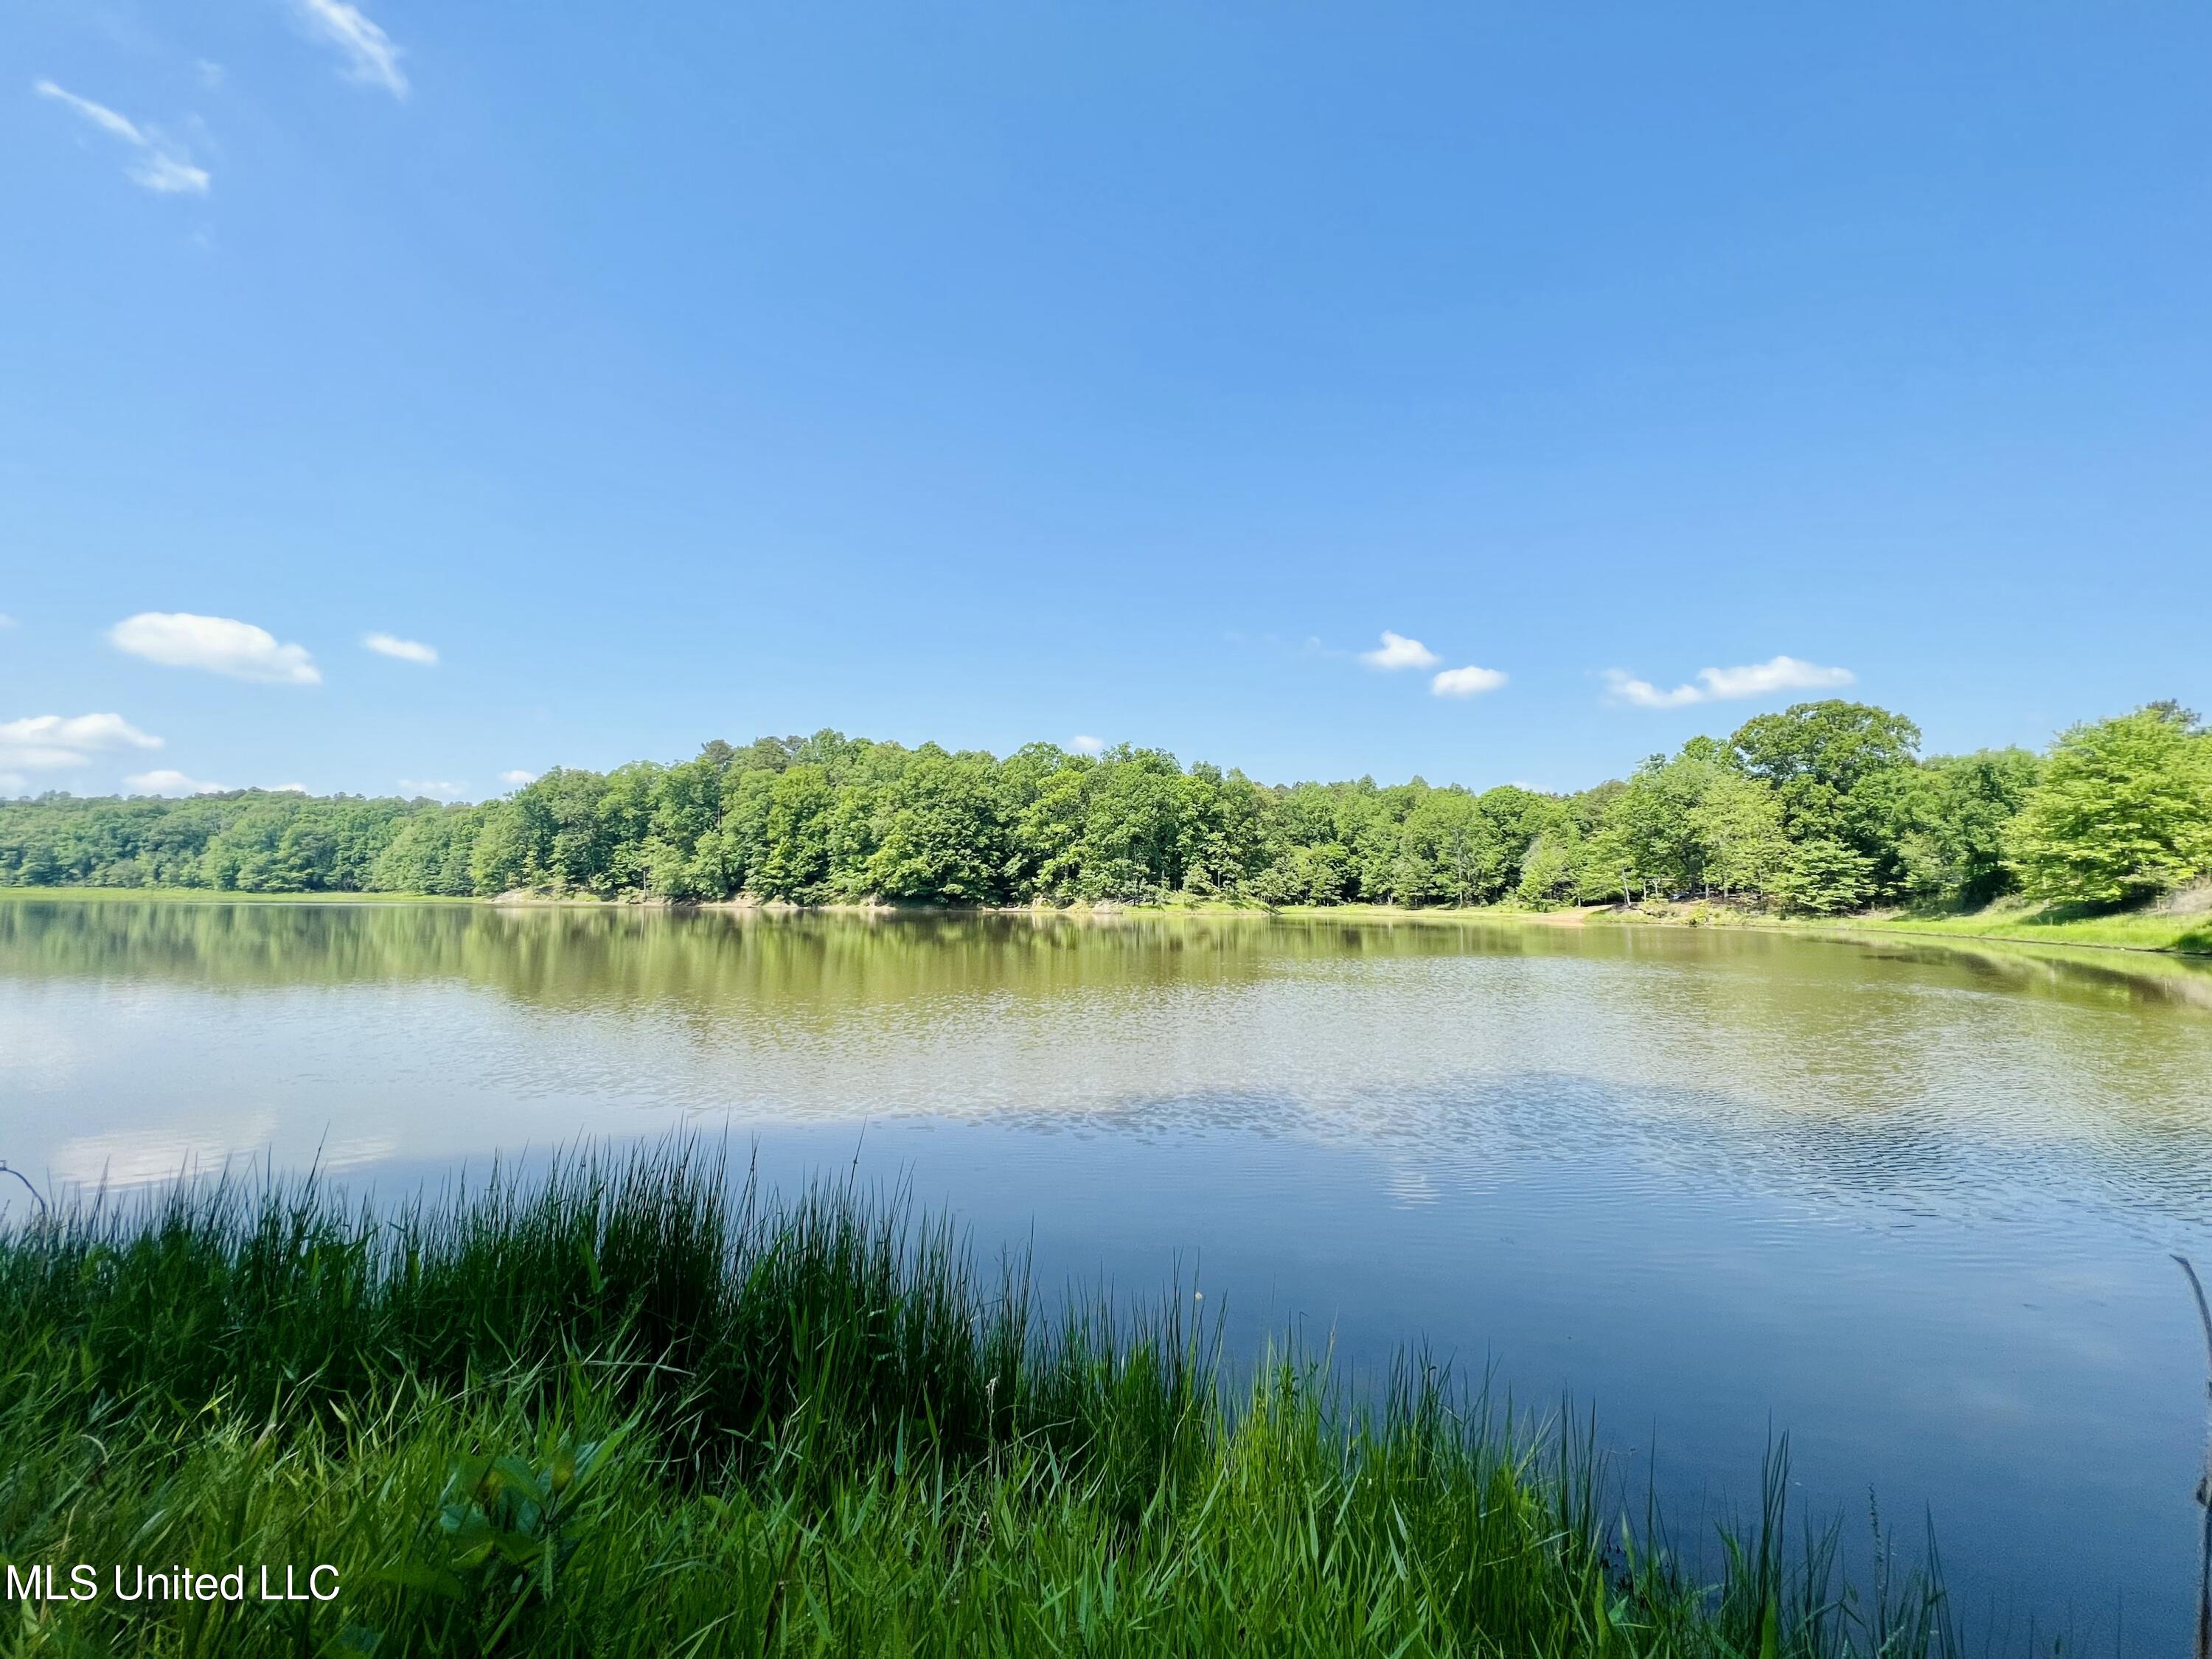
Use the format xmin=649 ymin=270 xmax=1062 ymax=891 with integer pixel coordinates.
xmin=1806 ymin=897 xmax=2212 ymax=956
xmin=0 ymin=1140 xmax=1961 ymax=1658
xmin=1559 ymin=894 xmax=2212 ymax=957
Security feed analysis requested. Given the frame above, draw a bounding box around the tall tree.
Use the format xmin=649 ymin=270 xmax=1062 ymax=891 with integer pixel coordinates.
xmin=2006 ymin=706 xmax=2212 ymax=903
xmin=1728 ymin=701 xmax=1921 ymax=897
xmin=864 ymin=751 xmax=1009 ymax=902
xmin=1891 ymin=748 xmax=2040 ymax=906
xmin=1688 ymin=771 xmax=1790 ymax=899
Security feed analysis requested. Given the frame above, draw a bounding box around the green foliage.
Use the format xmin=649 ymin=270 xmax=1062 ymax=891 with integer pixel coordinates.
xmin=1688 ymin=771 xmax=1790 ymax=900
xmin=1603 ymin=749 xmax=1725 ymax=897
xmin=1889 ymin=749 xmax=2039 ymax=906
xmin=1772 ymin=838 xmax=1876 ymax=916
xmin=1728 ymin=703 xmax=1921 ymax=897
xmin=469 ymin=799 xmax=535 ymax=895
xmin=0 ymin=1138 xmax=1966 ymax=1658
xmin=405 ymin=1422 xmax=632 ymax=1644
xmin=3 ymin=698 xmax=2202 ymax=919
xmin=863 ymin=749 xmax=1012 ymax=902
xmin=0 ymin=790 xmax=437 ymax=893
xmin=369 ymin=805 xmax=483 ymax=895
xmin=2004 ymin=706 xmax=2212 ymax=903
xmin=1515 ymin=831 xmax=1579 ymax=907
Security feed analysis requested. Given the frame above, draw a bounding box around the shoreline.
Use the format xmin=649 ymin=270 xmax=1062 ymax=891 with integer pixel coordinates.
xmin=4 ymin=883 xmax=2205 ymax=958
xmin=0 ymin=1138 xmax=1963 ymax=1658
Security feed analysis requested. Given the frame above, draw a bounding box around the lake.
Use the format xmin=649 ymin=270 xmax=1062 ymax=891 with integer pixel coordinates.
xmin=3 ymin=897 xmax=2208 ymax=1649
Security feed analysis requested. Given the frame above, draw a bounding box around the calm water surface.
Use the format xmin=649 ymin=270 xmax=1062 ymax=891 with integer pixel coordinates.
xmin=4 ymin=900 xmax=2210 ymax=1648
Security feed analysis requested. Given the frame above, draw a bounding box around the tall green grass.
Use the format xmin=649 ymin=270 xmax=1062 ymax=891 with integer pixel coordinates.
xmin=1808 ymin=897 xmax=2212 ymax=956
xmin=0 ymin=1140 xmax=1961 ymax=1656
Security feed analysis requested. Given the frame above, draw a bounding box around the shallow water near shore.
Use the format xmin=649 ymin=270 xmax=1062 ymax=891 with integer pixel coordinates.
xmin=3 ymin=898 xmax=2209 ymax=1649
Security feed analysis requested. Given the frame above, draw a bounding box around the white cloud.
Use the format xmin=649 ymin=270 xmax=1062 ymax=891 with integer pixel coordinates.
xmin=264 ymin=782 xmax=310 ymax=793
xmin=0 ymin=773 xmax=26 ymax=796
xmin=1430 ymin=665 xmax=1508 ymax=698
xmin=293 ymin=0 xmax=409 ymax=98
xmin=1359 ymin=631 xmax=1440 ymax=671
xmin=1697 ymin=656 xmax=1857 ymax=698
xmin=400 ymin=779 xmax=467 ymax=799
xmin=1068 ymin=735 xmax=1104 ymax=756
xmin=498 ymin=769 xmax=538 ymax=787
xmin=33 ymin=79 xmax=210 ymax=195
xmin=364 ymin=631 xmax=437 ymax=665
xmin=110 ymin=613 xmax=320 ymax=684
xmin=125 ymin=769 xmax=226 ymax=796
xmin=32 ymin=80 xmax=138 ymax=141
xmin=1603 ymin=655 xmax=1855 ymax=709
xmin=0 ymin=613 xmax=15 ymax=628
xmin=0 ymin=713 xmax=163 ymax=771
xmin=1600 ymin=671 xmax=1703 ymax=710
xmin=129 ymin=151 xmax=212 ymax=194
xmin=8 ymin=713 xmax=163 ymax=750
xmin=196 ymin=60 xmax=227 ymax=91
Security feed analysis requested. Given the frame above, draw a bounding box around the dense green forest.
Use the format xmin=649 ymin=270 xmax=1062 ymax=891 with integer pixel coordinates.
xmin=2 ymin=700 xmax=2208 ymax=915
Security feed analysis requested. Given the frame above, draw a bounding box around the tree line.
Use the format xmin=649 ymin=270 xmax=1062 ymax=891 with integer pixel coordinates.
xmin=2 ymin=700 xmax=2207 ymax=915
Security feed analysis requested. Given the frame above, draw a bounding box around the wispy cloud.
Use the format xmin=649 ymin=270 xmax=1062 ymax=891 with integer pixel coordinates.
xmin=33 ymin=79 xmax=136 ymax=140
xmin=1359 ymin=631 xmax=1440 ymax=671
xmin=0 ymin=713 xmax=163 ymax=771
xmin=401 ymin=779 xmax=467 ymax=799
xmin=125 ymin=769 xmax=226 ymax=796
xmin=498 ymin=769 xmax=538 ymax=787
xmin=364 ymin=631 xmax=437 ymax=666
xmin=111 ymin=613 xmax=320 ymax=684
xmin=265 ymin=782 xmax=310 ymax=793
xmin=1601 ymin=671 xmax=1703 ymax=710
xmin=0 ymin=613 xmax=15 ymax=629
xmin=131 ymin=152 xmax=212 ymax=194
xmin=1430 ymin=665 xmax=1508 ymax=698
xmin=293 ymin=0 xmax=408 ymax=98
xmin=1068 ymin=735 xmax=1105 ymax=756
xmin=1602 ymin=655 xmax=1855 ymax=709
xmin=1697 ymin=657 xmax=1856 ymax=699
xmin=32 ymin=79 xmax=210 ymax=195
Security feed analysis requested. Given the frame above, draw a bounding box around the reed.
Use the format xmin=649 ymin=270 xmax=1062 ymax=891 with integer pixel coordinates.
xmin=0 ymin=1137 xmax=1961 ymax=1656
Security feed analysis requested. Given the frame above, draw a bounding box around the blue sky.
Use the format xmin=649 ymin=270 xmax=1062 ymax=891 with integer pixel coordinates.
xmin=4 ymin=2 xmax=2208 ymax=801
